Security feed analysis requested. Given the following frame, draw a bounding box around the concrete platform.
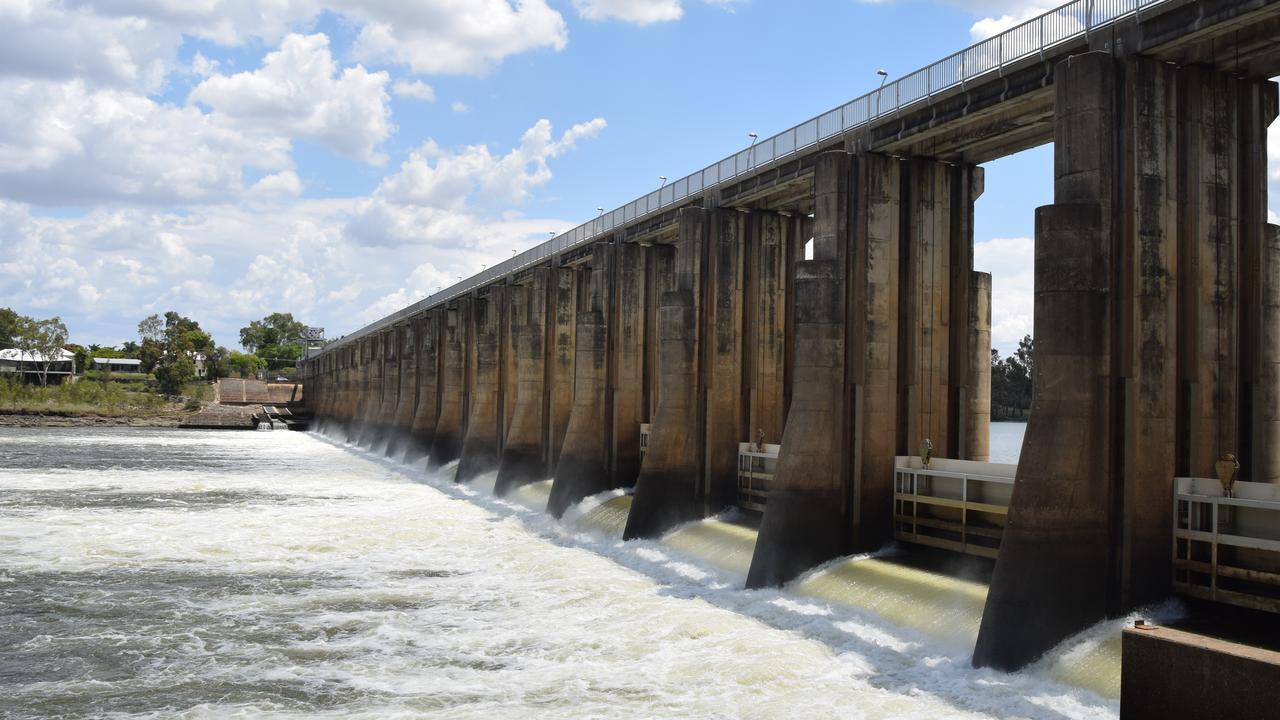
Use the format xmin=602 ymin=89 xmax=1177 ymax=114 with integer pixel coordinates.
xmin=1121 ymin=624 xmax=1280 ymax=719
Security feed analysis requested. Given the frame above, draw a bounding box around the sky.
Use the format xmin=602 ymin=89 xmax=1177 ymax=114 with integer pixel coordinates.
xmin=0 ymin=0 xmax=1276 ymax=358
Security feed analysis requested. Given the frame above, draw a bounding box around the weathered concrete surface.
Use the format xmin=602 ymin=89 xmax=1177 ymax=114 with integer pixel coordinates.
xmin=747 ymin=153 xmax=852 ymax=587
xmin=384 ymin=323 xmax=418 ymax=458
xmin=495 ymin=273 xmax=550 ymax=496
xmin=369 ymin=328 xmax=399 ymax=450
xmin=624 ymin=211 xmax=706 ymax=539
xmin=704 ymin=210 xmax=746 ymax=512
xmin=548 ymin=245 xmax=615 ymax=516
xmin=405 ymin=311 xmax=439 ymax=463
xmin=1120 ymin=625 xmax=1280 ymax=720
xmin=966 ymin=272 xmax=992 ymax=461
xmin=746 ymin=212 xmax=789 ymax=446
xmin=1259 ymin=223 xmax=1280 ymax=483
xmin=458 ymin=289 xmax=504 ymax=482
xmin=428 ymin=301 xmax=467 ymax=471
xmin=548 ymin=268 xmax=578 ymax=472
xmin=611 ymin=242 xmax=648 ymax=491
xmin=354 ymin=335 xmax=382 ymax=447
xmin=974 ymin=52 xmax=1279 ymax=670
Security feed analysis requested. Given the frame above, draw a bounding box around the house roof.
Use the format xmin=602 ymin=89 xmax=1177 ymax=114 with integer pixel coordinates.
xmin=0 ymin=348 xmax=75 ymax=363
xmin=92 ymin=357 xmax=142 ymax=365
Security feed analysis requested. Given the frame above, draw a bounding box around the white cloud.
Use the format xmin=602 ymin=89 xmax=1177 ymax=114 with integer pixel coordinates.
xmin=190 ymin=33 xmax=392 ymax=165
xmin=347 ymin=0 xmax=568 ymax=76
xmin=974 ymin=236 xmax=1034 ymax=353
xmin=251 ymin=170 xmax=303 ymax=197
xmin=0 ymin=78 xmax=290 ymax=205
xmin=371 ymin=118 xmax=606 ymax=213
xmin=573 ymin=0 xmax=683 ymax=24
xmin=451 ymin=100 xmax=469 ymax=113
xmin=392 ymin=79 xmax=436 ymax=101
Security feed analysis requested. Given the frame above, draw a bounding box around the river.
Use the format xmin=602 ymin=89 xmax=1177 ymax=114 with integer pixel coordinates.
xmin=1 ymin=425 xmax=1118 ymax=719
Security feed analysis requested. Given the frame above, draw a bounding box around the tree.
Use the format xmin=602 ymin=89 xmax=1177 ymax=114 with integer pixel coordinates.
xmin=227 ymin=350 xmax=267 ymax=378
xmin=138 ymin=311 xmax=216 ymax=391
xmin=14 ymin=315 xmax=70 ymax=386
xmin=989 ymin=335 xmax=1034 ymax=419
xmin=65 ymin=343 xmax=90 ymax=376
xmin=239 ymin=313 xmax=307 ymax=354
xmin=0 ymin=307 xmax=19 ymax=349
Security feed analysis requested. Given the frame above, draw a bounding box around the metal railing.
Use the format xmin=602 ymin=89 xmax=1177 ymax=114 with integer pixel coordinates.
xmin=319 ymin=0 xmax=1171 ymax=354
xmin=738 ymin=442 xmax=781 ymax=512
xmin=893 ymin=459 xmax=1016 ymax=559
xmin=1174 ymin=477 xmax=1280 ymax=613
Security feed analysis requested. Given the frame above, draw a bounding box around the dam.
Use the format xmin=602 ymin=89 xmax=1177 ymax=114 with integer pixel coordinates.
xmin=301 ymin=0 xmax=1280 ymax=713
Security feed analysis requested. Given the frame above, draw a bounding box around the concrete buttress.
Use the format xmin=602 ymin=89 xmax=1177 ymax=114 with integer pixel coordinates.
xmin=496 ymin=271 xmax=551 ymax=496
xmin=405 ymin=311 xmax=439 ymax=463
xmin=458 ymin=288 xmax=505 ymax=482
xmin=428 ymin=300 xmax=468 ymax=471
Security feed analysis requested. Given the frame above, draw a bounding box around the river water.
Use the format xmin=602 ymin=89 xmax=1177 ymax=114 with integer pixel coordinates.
xmin=1 ymin=426 xmax=1116 ymax=719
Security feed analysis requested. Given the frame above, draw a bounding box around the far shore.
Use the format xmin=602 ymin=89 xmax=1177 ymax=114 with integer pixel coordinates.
xmin=0 ymin=410 xmax=188 ymax=428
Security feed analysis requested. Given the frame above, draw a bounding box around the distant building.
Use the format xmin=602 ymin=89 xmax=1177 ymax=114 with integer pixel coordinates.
xmin=0 ymin=348 xmax=76 ymax=384
xmin=192 ymin=353 xmax=207 ymax=378
xmin=91 ymin=357 xmax=143 ymax=373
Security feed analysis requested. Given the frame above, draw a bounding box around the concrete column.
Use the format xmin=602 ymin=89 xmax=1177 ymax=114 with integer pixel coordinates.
xmin=849 ymin=153 xmax=902 ymax=549
xmin=496 ymin=271 xmax=551 ymax=496
xmin=966 ymin=272 xmax=993 ymax=461
xmin=548 ymin=245 xmax=616 ymax=516
xmin=1179 ymin=66 xmax=1239 ymax=480
xmin=501 ymin=281 xmax=519 ymax=456
xmin=611 ymin=242 xmax=648 ymax=489
xmin=747 ymin=212 xmax=789 ymax=446
xmin=549 ymin=268 xmax=578 ymax=470
xmin=458 ymin=289 xmax=504 ymax=482
xmin=971 ymin=52 xmax=1280 ymax=671
xmin=1259 ymin=223 xmax=1280 ymax=483
xmin=625 ymin=210 xmax=706 ymax=539
xmin=356 ymin=336 xmax=381 ymax=446
xmin=428 ymin=300 xmax=467 ymax=470
xmin=385 ymin=323 xmax=418 ymax=458
xmin=405 ymin=311 xmax=439 ymax=462
xmin=901 ymin=159 xmax=953 ymax=459
xmin=747 ymin=152 xmax=852 ymax=587
xmin=704 ymin=210 xmax=747 ymax=512
xmin=370 ymin=328 xmax=399 ymax=449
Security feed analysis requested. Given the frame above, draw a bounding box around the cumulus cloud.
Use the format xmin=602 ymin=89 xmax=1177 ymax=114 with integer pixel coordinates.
xmin=371 ymin=118 xmax=606 ymax=212
xmin=573 ymin=0 xmax=683 ymax=24
xmin=347 ymin=0 xmax=568 ymax=76
xmin=251 ymin=170 xmax=303 ymax=197
xmin=392 ymin=79 xmax=436 ymax=101
xmin=974 ymin=236 xmax=1034 ymax=353
xmin=190 ymin=33 xmax=393 ymax=164
xmin=0 ymin=78 xmax=290 ymax=205
xmin=451 ymin=101 xmax=469 ymax=113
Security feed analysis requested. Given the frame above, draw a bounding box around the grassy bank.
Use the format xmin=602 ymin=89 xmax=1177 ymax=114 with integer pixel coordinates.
xmin=0 ymin=377 xmax=210 ymax=418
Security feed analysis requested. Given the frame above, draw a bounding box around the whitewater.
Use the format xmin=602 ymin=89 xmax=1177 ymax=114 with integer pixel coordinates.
xmin=0 ymin=426 xmax=1141 ymax=719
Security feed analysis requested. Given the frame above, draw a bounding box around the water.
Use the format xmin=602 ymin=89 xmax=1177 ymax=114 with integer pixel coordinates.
xmin=989 ymin=422 xmax=1026 ymax=464
xmin=2 ymin=427 xmax=1120 ymax=719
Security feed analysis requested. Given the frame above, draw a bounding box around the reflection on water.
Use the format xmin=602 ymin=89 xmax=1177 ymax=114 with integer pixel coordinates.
xmin=1 ymin=426 xmax=1118 ymax=719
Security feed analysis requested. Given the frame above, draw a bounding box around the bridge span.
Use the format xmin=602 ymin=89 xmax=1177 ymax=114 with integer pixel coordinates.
xmin=303 ymin=0 xmax=1280 ymax=683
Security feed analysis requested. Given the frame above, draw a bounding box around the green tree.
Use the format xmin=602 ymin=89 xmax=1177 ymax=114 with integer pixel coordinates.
xmin=65 ymin=343 xmax=90 ymax=376
xmin=239 ymin=313 xmax=307 ymax=354
xmin=227 ymin=350 xmax=267 ymax=378
xmin=14 ymin=315 xmax=70 ymax=386
xmin=154 ymin=354 xmax=195 ymax=395
xmin=0 ymin=307 xmax=19 ymax=349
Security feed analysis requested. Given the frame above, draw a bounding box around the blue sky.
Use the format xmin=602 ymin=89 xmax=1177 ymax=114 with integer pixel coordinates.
xmin=0 ymin=0 xmax=1274 ymax=358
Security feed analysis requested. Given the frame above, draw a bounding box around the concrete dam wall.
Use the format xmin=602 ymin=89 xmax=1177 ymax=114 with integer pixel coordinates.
xmin=303 ymin=0 xmax=1280 ymax=688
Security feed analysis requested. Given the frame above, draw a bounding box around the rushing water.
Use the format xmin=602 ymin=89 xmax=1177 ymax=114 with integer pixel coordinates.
xmin=2 ymin=426 xmax=1124 ymax=719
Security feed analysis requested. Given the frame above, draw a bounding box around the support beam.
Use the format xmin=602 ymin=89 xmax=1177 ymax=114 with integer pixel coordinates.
xmin=625 ymin=209 xmax=706 ymax=538
xmin=428 ymin=300 xmax=467 ymax=471
xmin=405 ymin=311 xmax=439 ymax=463
xmin=458 ymin=288 xmax=504 ymax=482
xmin=496 ymin=271 xmax=551 ymax=496
xmin=548 ymin=245 xmax=616 ymax=516
xmin=385 ymin=323 xmax=418 ymax=458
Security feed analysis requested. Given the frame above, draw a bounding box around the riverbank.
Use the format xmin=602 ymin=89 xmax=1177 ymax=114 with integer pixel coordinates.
xmin=0 ymin=409 xmax=187 ymax=427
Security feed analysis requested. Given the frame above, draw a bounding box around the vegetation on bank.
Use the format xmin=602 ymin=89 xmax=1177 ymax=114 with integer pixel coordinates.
xmin=991 ymin=335 xmax=1034 ymax=421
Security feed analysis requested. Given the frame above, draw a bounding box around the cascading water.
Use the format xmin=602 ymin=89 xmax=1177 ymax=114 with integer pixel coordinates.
xmin=3 ymin=424 xmax=1134 ymax=719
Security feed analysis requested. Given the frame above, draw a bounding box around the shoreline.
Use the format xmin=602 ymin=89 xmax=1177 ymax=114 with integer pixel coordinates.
xmin=0 ymin=410 xmax=188 ymax=428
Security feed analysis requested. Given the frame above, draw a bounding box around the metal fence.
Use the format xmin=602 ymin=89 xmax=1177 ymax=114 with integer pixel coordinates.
xmin=320 ymin=0 xmax=1169 ymax=353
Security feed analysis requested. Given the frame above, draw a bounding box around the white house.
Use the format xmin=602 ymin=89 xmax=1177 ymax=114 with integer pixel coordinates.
xmin=91 ymin=357 xmax=143 ymax=373
xmin=0 ymin=348 xmax=77 ymax=383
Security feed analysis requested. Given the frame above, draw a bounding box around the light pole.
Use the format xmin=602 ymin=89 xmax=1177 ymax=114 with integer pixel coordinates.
xmin=876 ymin=69 xmax=889 ymax=117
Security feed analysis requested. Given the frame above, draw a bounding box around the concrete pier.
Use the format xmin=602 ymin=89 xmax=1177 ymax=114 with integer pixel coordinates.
xmin=548 ymin=246 xmax=616 ymax=516
xmin=495 ymin=271 xmax=551 ymax=496
xmin=458 ymin=289 xmax=504 ymax=482
xmin=405 ymin=311 xmax=439 ymax=462
xmin=428 ymin=301 xmax=468 ymax=471
xmin=384 ymin=323 xmax=417 ymax=458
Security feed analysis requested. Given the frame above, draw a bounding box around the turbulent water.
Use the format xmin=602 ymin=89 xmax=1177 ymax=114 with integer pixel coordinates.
xmin=2 ymin=427 xmax=1123 ymax=719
